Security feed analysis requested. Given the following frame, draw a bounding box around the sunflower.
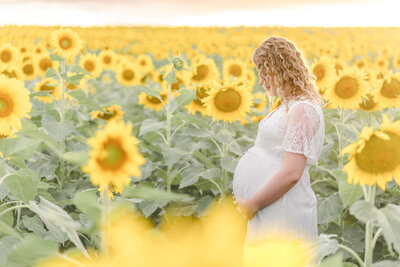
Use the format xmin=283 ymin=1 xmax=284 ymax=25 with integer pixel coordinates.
xmin=353 ymin=57 xmax=370 ymax=70
xmin=20 ymin=59 xmax=37 ymax=81
xmin=310 ymin=55 xmax=337 ymax=94
xmin=139 ymin=69 xmax=156 ymax=86
xmin=393 ymin=52 xmax=400 ymax=70
xmin=358 ymin=88 xmax=381 ymax=112
xmin=35 ymin=53 xmax=60 ymax=77
xmin=189 ymin=55 xmax=220 ymax=85
xmin=138 ymin=87 xmax=169 ymax=112
xmin=341 ymin=114 xmax=400 ymax=191
xmin=202 ymin=77 xmax=253 ymax=122
xmin=79 ymin=53 xmax=103 ymax=79
xmin=252 ymin=91 xmax=267 ymax=112
xmin=136 ymin=54 xmax=154 ymax=73
xmin=51 ymin=28 xmax=83 ymax=60
xmin=33 ymin=78 xmax=61 ymax=103
xmin=91 ymin=104 xmax=124 ymax=121
xmin=98 ymin=49 xmax=118 ymax=70
xmin=324 ymin=67 xmax=369 ymax=110
xmin=0 ymin=43 xmax=20 ymax=68
xmin=222 ymin=58 xmax=248 ymax=81
xmin=333 ymin=57 xmax=348 ymax=75
xmin=245 ymin=68 xmax=257 ymax=88
xmin=116 ymin=61 xmax=140 ymax=87
xmin=184 ymin=81 xmax=213 ymax=116
xmin=82 ymin=120 xmax=146 ymax=198
xmin=375 ymin=70 xmax=400 ymax=109
xmin=0 ymin=74 xmax=32 ymax=135
xmin=0 ymin=66 xmax=23 ymax=80
xmin=32 ymin=42 xmax=47 ymax=56
xmin=374 ymin=55 xmax=390 ymax=71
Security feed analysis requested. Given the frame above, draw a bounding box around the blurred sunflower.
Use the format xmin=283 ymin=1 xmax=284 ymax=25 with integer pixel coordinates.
xmin=0 ymin=43 xmax=20 ymax=67
xmin=51 ymin=28 xmax=83 ymax=60
xmin=358 ymin=88 xmax=380 ymax=112
xmin=139 ymin=69 xmax=156 ymax=86
xmin=222 ymin=58 xmax=248 ymax=81
xmin=136 ymin=54 xmax=154 ymax=73
xmin=202 ymin=78 xmax=253 ymax=122
xmin=189 ymin=55 xmax=220 ymax=85
xmin=79 ymin=53 xmax=103 ymax=79
xmin=33 ymin=78 xmax=61 ymax=103
xmin=324 ymin=67 xmax=369 ymax=110
xmin=20 ymin=59 xmax=37 ymax=81
xmin=184 ymin=82 xmax=213 ymax=116
xmin=333 ymin=57 xmax=348 ymax=75
xmin=32 ymin=42 xmax=47 ymax=56
xmin=310 ymin=55 xmax=336 ymax=94
xmin=0 ymin=66 xmax=23 ymax=80
xmin=91 ymin=104 xmax=124 ymax=121
xmin=82 ymin=120 xmax=146 ymax=198
xmin=353 ymin=57 xmax=370 ymax=70
xmin=35 ymin=53 xmax=60 ymax=77
xmin=244 ymin=69 xmax=257 ymax=88
xmin=393 ymin=52 xmax=400 ymax=70
xmin=374 ymin=54 xmax=390 ymax=70
xmin=98 ymin=49 xmax=118 ymax=70
xmin=341 ymin=114 xmax=400 ymax=191
xmin=138 ymin=87 xmax=168 ymax=112
xmin=252 ymin=91 xmax=267 ymax=112
xmin=375 ymin=70 xmax=400 ymax=109
xmin=116 ymin=61 xmax=140 ymax=86
xmin=0 ymin=74 xmax=32 ymax=135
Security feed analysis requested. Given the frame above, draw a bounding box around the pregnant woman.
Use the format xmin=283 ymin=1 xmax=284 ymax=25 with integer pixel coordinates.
xmin=232 ymin=36 xmax=326 ymax=244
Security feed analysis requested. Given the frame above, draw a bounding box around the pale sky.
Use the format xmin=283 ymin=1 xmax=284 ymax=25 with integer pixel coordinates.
xmin=0 ymin=0 xmax=399 ymax=27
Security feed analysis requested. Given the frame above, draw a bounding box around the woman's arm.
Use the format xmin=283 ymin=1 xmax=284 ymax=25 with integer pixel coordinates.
xmin=236 ymin=151 xmax=307 ymax=220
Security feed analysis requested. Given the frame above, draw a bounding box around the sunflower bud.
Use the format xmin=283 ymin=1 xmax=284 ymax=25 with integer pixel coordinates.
xmin=172 ymin=57 xmax=184 ymax=71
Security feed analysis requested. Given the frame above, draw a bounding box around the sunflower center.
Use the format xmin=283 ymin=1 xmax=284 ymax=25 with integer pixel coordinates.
xmin=67 ymin=82 xmax=77 ymax=90
xmin=103 ymin=56 xmax=111 ymax=64
xmin=98 ymin=110 xmax=116 ymax=120
xmin=313 ymin=64 xmax=325 ymax=81
xmin=229 ymin=64 xmax=242 ymax=77
xmin=1 ymin=70 xmax=17 ymax=79
xmin=171 ymin=78 xmax=182 ymax=91
xmin=146 ymin=95 xmax=161 ymax=104
xmin=98 ymin=139 xmax=127 ymax=170
xmin=214 ymin=88 xmax=242 ymax=112
xmin=194 ymin=86 xmax=208 ymax=106
xmin=23 ymin=64 xmax=34 ymax=75
xmin=84 ymin=60 xmax=95 ymax=72
xmin=140 ymin=60 xmax=146 ymax=66
xmin=0 ymin=94 xmax=13 ymax=117
xmin=59 ymin=36 xmax=73 ymax=49
xmin=381 ymin=78 xmax=400 ymax=98
xmin=123 ymin=69 xmax=134 ymax=81
xmin=359 ymin=93 xmax=377 ymax=111
xmin=0 ymin=50 xmax=11 ymax=63
xmin=39 ymin=58 xmax=52 ymax=71
xmin=355 ymin=133 xmax=400 ymax=173
xmin=334 ymin=76 xmax=359 ymax=99
xmin=192 ymin=65 xmax=209 ymax=81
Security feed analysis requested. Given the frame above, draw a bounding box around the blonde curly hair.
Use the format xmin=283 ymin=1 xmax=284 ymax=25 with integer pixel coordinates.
xmin=252 ymin=36 xmax=325 ymax=112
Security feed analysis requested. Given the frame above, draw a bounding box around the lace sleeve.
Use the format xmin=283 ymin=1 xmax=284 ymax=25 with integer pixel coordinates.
xmin=281 ymin=102 xmax=322 ymax=164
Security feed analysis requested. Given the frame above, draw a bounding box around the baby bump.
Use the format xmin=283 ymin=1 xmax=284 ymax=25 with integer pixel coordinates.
xmin=232 ymin=146 xmax=282 ymax=200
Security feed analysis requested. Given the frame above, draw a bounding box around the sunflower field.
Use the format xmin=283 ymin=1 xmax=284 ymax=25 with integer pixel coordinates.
xmin=0 ymin=25 xmax=399 ymax=267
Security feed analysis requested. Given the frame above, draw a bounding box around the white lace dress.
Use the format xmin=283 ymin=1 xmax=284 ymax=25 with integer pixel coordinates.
xmin=232 ymin=98 xmax=325 ymax=243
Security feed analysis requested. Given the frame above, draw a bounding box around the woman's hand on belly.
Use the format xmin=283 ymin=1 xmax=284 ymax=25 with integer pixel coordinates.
xmin=234 ymin=197 xmax=258 ymax=221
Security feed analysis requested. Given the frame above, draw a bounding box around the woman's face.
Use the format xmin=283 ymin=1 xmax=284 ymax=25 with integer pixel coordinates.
xmin=257 ymin=68 xmax=278 ymax=97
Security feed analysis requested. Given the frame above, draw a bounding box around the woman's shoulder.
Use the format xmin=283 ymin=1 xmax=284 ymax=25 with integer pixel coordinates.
xmin=288 ymin=98 xmax=323 ymax=117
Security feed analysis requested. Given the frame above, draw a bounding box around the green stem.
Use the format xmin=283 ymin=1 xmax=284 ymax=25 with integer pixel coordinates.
xmin=371 ymin=227 xmax=382 ymax=251
xmin=338 ymin=244 xmax=365 ymax=267
xmin=0 ymin=204 xmax=30 ymax=218
xmin=221 ymin=120 xmax=227 ymax=199
xmin=364 ymin=184 xmax=376 ymax=267
xmin=101 ymin=187 xmax=110 ymax=255
xmin=166 ymin=77 xmax=172 ymax=193
xmin=59 ymin=58 xmax=66 ymax=189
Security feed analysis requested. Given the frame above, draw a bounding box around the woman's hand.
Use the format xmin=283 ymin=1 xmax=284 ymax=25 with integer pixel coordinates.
xmin=233 ymin=197 xmax=258 ymax=221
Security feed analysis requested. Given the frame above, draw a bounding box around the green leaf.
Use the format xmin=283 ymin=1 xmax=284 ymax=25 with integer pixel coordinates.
xmin=0 ymin=236 xmax=19 ymax=264
xmin=64 ymin=151 xmax=89 ymax=165
xmin=174 ymin=87 xmax=196 ymax=107
xmin=19 ymin=120 xmax=58 ymax=153
xmin=123 ymin=184 xmax=193 ymax=202
xmin=5 ymin=234 xmax=59 ymax=267
xmin=315 ymin=252 xmax=343 ymax=267
xmin=30 ymin=91 xmax=52 ymax=97
xmin=5 ymin=168 xmax=39 ymax=202
xmin=334 ymin=170 xmax=363 ymax=207
xmin=0 ymin=205 xmax=14 ymax=226
xmin=317 ymin=193 xmax=343 ymax=224
xmin=375 ymin=203 xmax=400 ymax=256
xmin=67 ymin=89 xmax=105 ymax=111
xmin=372 ymin=260 xmax=400 ymax=267
xmin=68 ymin=73 xmax=85 ymax=86
xmin=160 ymin=146 xmax=182 ymax=169
xmin=73 ymin=188 xmax=101 ymax=224
xmin=220 ymin=156 xmax=238 ymax=173
xmin=41 ymin=114 xmax=75 ymax=142
xmin=139 ymin=119 xmax=166 ymax=137
xmin=0 ymin=136 xmax=41 ymax=159
xmin=349 ymin=200 xmax=378 ymax=224
xmin=69 ymin=64 xmax=92 ymax=76
xmin=164 ymin=69 xmax=177 ymax=84
xmin=44 ymin=68 xmax=58 ymax=78
xmin=313 ymin=234 xmax=339 ymax=264
xmin=49 ymin=53 xmax=62 ymax=62
xmin=21 ymin=215 xmax=47 ymax=237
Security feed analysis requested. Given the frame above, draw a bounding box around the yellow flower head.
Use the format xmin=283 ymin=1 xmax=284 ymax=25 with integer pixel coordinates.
xmin=51 ymin=28 xmax=83 ymax=60
xmin=91 ymin=104 xmax=124 ymax=121
xmin=341 ymin=114 xmax=400 ymax=191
